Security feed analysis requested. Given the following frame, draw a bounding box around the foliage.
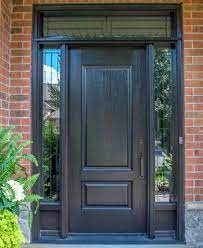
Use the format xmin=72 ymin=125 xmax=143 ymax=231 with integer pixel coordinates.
xmin=155 ymin=153 xmax=172 ymax=193
xmin=0 ymin=125 xmax=42 ymax=228
xmin=154 ymin=47 xmax=172 ymax=122
xmin=154 ymin=47 xmax=172 ymax=156
xmin=154 ymin=47 xmax=174 ymax=197
xmin=42 ymin=120 xmax=60 ymax=200
xmin=41 ymin=79 xmax=60 ymax=200
xmin=48 ymin=84 xmax=60 ymax=109
xmin=0 ymin=209 xmax=25 ymax=248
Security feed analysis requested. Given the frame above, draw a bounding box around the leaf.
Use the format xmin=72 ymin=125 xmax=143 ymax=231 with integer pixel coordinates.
xmin=28 ymin=209 xmax=33 ymax=229
xmin=16 ymin=140 xmax=32 ymax=155
xmin=23 ymin=174 xmax=40 ymax=191
xmin=2 ymin=197 xmax=12 ymax=208
xmin=2 ymin=182 xmax=15 ymax=201
xmin=0 ymin=126 xmax=13 ymax=151
xmin=20 ymin=153 xmax=38 ymax=167
xmin=11 ymin=204 xmax=20 ymax=216
xmin=0 ymin=163 xmax=16 ymax=183
xmin=23 ymin=194 xmax=42 ymax=203
xmin=0 ymin=200 xmax=4 ymax=210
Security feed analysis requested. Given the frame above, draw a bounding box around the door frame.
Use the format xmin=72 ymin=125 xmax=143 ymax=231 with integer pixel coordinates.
xmin=32 ymin=4 xmax=184 ymax=243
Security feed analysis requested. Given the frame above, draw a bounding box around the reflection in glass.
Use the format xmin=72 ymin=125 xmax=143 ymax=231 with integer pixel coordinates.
xmin=43 ymin=15 xmax=171 ymax=38
xmin=154 ymin=47 xmax=175 ymax=202
xmin=42 ymin=49 xmax=61 ymax=201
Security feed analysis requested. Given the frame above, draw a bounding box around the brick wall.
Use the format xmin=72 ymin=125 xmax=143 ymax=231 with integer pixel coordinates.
xmin=5 ymin=0 xmax=203 ymax=202
xmin=0 ymin=0 xmax=10 ymax=125
xmin=184 ymin=0 xmax=203 ymax=202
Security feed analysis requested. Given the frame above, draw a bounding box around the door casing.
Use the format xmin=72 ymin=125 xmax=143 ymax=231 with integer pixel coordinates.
xmin=31 ymin=4 xmax=184 ymax=243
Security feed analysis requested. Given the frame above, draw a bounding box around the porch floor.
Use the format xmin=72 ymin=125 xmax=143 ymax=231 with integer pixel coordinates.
xmin=24 ymin=244 xmax=188 ymax=248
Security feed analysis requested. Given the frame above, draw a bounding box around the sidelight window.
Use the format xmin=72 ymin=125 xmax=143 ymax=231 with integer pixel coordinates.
xmin=154 ymin=46 xmax=175 ymax=202
xmin=42 ymin=48 xmax=61 ymax=201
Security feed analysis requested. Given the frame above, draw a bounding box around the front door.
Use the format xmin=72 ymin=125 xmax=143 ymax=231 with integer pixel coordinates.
xmin=68 ymin=46 xmax=147 ymax=234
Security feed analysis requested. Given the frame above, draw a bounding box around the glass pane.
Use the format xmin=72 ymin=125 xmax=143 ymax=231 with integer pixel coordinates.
xmin=154 ymin=47 xmax=175 ymax=202
xmin=110 ymin=16 xmax=171 ymax=37
xmin=43 ymin=15 xmax=171 ymax=38
xmin=42 ymin=48 xmax=61 ymax=201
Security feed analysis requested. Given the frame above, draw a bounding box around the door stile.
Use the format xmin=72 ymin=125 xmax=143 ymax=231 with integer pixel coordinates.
xmin=32 ymin=41 xmax=43 ymax=241
xmin=146 ymin=44 xmax=155 ymax=239
xmin=176 ymin=40 xmax=184 ymax=241
xmin=60 ymin=44 xmax=69 ymax=238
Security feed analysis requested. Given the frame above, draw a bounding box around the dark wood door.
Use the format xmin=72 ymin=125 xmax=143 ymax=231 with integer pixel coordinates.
xmin=68 ymin=46 xmax=147 ymax=234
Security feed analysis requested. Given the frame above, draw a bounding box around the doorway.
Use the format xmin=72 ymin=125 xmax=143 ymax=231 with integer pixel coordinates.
xmin=32 ymin=4 xmax=183 ymax=242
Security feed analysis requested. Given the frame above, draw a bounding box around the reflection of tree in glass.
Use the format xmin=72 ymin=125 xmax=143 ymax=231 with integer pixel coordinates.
xmin=154 ymin=47 xmax=173 ymax=201
xmin=42 ymin=84 xmax=60 ymax=201
xmin=155 ymin=154 xmax=172 ymax=193
xmin=42 ymin=49 xmax=61 ymax=201
xmin=42 ymin=120 xmax=60 ymax=201
xmin=154 ymin=47 xmax=172 ymax=149
xmin=48 ymin=84 xmax=60 ymax=109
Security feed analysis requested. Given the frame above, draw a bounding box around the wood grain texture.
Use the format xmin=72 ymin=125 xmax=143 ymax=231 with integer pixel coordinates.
xmin=68 ymin=46 xmax=147 ymax=234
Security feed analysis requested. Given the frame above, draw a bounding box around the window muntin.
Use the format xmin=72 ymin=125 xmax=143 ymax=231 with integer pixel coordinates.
xmin=42 ymin=48 xmax=61 ymax=201
xmin=154 ymin=46 xmax=175 ymax=202
xmin=43 ymin=15 xmax=172 ymax=39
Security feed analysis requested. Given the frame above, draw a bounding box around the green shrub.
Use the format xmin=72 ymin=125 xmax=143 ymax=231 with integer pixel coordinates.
xmin=0 ymin=125 xmax=42 ymax=227
xmin=0 ymin=209 xmax=25 ymax=248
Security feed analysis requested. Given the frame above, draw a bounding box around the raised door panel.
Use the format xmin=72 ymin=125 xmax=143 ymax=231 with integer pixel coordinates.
xmin=82 ymin=66 xmax=132 ymax=168
xmin=82 ymin=182 xmax=132 ymax=209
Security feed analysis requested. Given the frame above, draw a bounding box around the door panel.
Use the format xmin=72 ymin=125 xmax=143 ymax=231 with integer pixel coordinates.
xmin=68 ymin=47 xmax=147 ymax=233
xmin=83 ymin=66 xmax=131 ymax=167
xmin=82 ymin=182 xmax=131 ymax=208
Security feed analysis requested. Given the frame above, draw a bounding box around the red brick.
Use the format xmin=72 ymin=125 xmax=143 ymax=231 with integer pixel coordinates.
xmin=192 ymin=11 xmax=203 ymax=18
xmin=186 ymin=188 xmax=203 ymax=194
xmin=195 ymin=180 xmax=203 ymax=187
xmin=194 ymin=88 xmax=203 ymax=95
xmin=185 ymin=65 xmax=203 ymax=71
xmin=184 ymin=4 xmax=203 ymax=11
xmin=11 ymin=13 xmax=23 ymax=19
xmin=13 ymin=6 xmax=32 ymax=12
xmin=195 ymin=195 xmax=203 ymax=201
xmin=185 ymin=194 xmax=193 ymax=202
xmin=185 ymin=180 xmax=193 ymax=187
xmin=184 ymin=41 xmax=193 ymax=48
xmin=184 ymin=34 xmax=203 ymax=40
xmin=193 ymin=56 xmax=203 ymax=64
xmin=186 ymin=172 xmax=203 ymax=179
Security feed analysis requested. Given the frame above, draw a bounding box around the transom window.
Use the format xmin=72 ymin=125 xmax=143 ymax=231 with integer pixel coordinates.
xmin=43 ymin=14 xmax=172 ymax=39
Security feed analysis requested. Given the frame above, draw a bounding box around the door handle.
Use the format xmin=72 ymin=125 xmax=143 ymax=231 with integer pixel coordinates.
xmin=139 ymin=154 xmax=144 ymax=178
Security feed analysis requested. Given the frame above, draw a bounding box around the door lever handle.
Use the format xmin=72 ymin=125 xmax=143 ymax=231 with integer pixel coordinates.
xmin=139 ymin=154 xmax=144 ymax=178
